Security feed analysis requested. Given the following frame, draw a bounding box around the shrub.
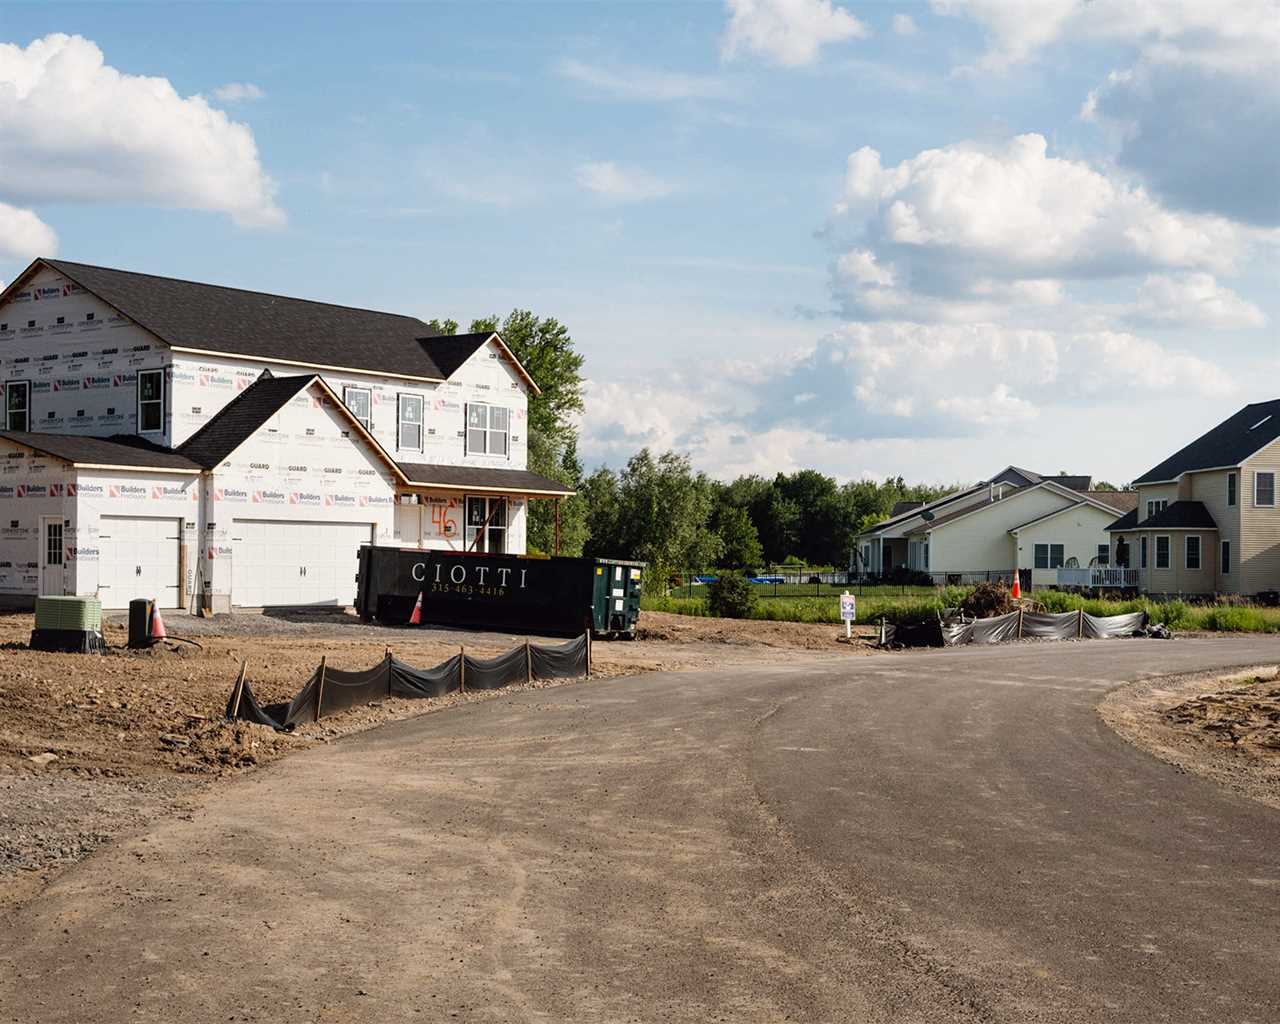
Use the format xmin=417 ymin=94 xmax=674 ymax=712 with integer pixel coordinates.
xmin=708 ymin=573 xmax=758 ymax=619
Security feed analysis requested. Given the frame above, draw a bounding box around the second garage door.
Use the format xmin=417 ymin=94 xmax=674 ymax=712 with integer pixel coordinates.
xmin=230 ymin=519 xmax=372 ymax=607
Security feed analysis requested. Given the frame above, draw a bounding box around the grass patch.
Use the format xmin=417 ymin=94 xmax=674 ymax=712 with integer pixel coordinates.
xmin=645 ymin=587 xmax=1280 ymax=632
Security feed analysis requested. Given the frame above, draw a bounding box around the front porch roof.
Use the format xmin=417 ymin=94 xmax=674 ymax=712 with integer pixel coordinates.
xmin=396 ymin=461 xmax=575 ymax=497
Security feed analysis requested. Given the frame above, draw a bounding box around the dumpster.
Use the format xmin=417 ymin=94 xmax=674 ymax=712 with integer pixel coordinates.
xmin=355 ymin=546 xmax=645 ymax=638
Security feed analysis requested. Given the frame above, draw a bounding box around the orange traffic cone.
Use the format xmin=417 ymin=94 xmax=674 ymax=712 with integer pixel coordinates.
xmin=150 ymin=607 xmax=167 ymax=641
xmin=1011 ymin=573 xmax=1022 ymax=600
xmin=408 ymin=591 xmax=423 ymax=626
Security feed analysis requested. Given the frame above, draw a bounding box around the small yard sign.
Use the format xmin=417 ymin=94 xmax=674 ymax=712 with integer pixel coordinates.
xmin=840 ymin=591 xmax=856 ymax=639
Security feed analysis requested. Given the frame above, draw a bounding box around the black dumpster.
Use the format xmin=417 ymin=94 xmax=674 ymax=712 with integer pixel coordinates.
xmin=355 ymin=546 xmax=645 ymax=638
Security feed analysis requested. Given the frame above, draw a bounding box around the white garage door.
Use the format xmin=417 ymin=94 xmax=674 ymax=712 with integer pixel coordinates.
xmin=98 ymin=516 xmax=182 ymax=609
xmin=231 ymin=519 xmax=372 ymax=607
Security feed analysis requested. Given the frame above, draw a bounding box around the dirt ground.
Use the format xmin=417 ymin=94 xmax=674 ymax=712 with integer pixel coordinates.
xmin=1099 ymin=664 xmax=1280 ymax=810
xmin=0 ymin=608 xmax=870 ymax=906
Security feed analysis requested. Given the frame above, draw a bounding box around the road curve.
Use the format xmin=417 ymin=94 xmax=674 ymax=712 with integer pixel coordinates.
xmin=3 ymin=637 xmax=1279 ymax=1023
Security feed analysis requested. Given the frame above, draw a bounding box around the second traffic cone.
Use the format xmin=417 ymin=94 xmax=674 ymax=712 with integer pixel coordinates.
xmin=149 ymin=606 xmax=167 ymax=641
xmin=408 ymin=591 xmax=423 ymax=626
xmin=1011 ymin=573 xmax=1022 ymax=600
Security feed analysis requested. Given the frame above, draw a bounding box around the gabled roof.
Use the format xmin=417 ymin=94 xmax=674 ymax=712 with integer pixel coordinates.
xmin=0 ymin=431 xmax=202 ymax=472
xmin=1131 ymin=500 xmax=1218 ymax=530
xmin=4 ymin=259 xmax=539 ymax=393
xmin=1007 ymin=498 xmax=1125 ymax=534
xmin=178 ymin=373 xmax=317 ymax=469
xmin=1134 ymin=399 xmax=1280 ymax=484
xmin=396 ymin=462 xmax=575 ymax=497
xmin=857 ymin=483 xmax=987 ymax=536
xmin=905 ymin=479 xmax=1116 ymax=536
xmin=890 ymin=500 xmax=924 ymax=517
xmin=1043 ymin=474 xmax=1092 ymax=492
xmin=1086 ymin=490 xmax=1139 ymax=513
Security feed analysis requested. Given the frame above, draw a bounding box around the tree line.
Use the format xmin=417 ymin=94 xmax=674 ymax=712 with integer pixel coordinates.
xmin=430 ymin=312 xmax=955 ymax=579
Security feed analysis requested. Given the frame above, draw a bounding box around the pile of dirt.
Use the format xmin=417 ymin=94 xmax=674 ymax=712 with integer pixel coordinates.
xmin=1162 ymin=678 xmax=1280 ymax=756
xmin=959 ymin=581 xmax=1016 ymax=619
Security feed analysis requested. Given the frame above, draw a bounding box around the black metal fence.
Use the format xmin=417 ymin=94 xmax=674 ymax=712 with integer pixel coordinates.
xmin=667 ymin=568 xmax=1032 ymax=600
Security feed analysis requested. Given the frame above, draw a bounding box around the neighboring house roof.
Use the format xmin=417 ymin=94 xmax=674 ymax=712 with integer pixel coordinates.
xmin=858 ymin=483 xmax=987 ymax=536
xmin=1044 ymin=475 xmax=1092 ymax=491
xmin=890 ymin=500 xmax=924 ymax=516
xmin=1134 ymin=399 xmax=1280 ymax=484
xmin=397 ymin=462 xmax=575 ymax=496
xmin=0 ymin=431 xmax=202 ymax=472
xmin=178 ymin=373 xmax=316 ymax=469
xmin=903 ymin=487 xmax=1030 ymax=535
xmin=1132 ymin=500 xmax=1219 ymax=530
xmin=1105 ymin=509 xmax=1140 ymax=532
xmin=905 ymin=480 xmax=1118 ymax=537
xmin=1086 ymin=490 xmax=1139 ymax=512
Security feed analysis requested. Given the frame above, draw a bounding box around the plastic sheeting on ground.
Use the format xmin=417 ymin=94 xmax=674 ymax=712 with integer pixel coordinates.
xmin=225 ymin=634 xmax=590 ymax=731
xmin=881 ymin=609 xmax=1147 ymax=649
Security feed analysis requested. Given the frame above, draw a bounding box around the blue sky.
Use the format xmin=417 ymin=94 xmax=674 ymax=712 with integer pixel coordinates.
xmin=0 ymin=1 xmax=1275 ymax=485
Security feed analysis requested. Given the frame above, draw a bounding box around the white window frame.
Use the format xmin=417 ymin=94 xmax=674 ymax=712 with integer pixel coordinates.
xmin=465 ymin=495 xmax=507 ymax=553
xmin=465 ymin=402 xmax=510 ymax=458
xmin=397 ymin=393 xmax=423 ymax=452
xmin=137 ymin=368 xmax=164 ymax=434
xmin=1184 ymin=534 xmax=1201 ymax=571
xmin=343 ymin=385 xmax=372 ymax=430
xmin=1221 ymin=539 xmax=1231 ymax=575
xmin=1255 ymin=471 xmax=1276 ymax=507
xmin=1227 ymin=472 xmax=1237 ymax=507
xmin=5 ymin=379 xmax=30 ymax=431
xmin=1155 ymin=535 xmax=1171 ymax=570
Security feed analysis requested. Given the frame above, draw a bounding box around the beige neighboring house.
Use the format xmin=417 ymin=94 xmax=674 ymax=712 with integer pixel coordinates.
xmin=1106 ymin=400 xmax=1280 ymax=597
xmin=854 ymin=467 xmax=1133 ymax=587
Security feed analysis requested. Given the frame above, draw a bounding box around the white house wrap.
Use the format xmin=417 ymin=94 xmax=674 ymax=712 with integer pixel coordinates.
xmin=0 ymin=258 xmax=572 ymax=612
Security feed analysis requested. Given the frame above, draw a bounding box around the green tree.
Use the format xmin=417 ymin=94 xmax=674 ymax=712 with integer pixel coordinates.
xmin=583 ymin=449 xmax=723 ymax=579
xmin=712 ymin=505 xmax=763 ymax=570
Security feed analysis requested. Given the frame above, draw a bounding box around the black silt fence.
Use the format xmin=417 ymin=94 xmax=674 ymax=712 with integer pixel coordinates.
xmin=225 ymin=634 xmax=590 ymax=731
xmin=880 ymin=609 xmax=1147 ymax=649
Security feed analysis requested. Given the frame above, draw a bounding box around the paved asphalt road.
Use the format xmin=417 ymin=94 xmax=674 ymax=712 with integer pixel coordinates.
xmin=3 ymin=637 xmax=1279 ymax=1023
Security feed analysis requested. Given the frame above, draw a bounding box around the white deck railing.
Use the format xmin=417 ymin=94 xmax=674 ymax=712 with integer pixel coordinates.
xmin=1057 ymin=567 xmax=1139 ymax=588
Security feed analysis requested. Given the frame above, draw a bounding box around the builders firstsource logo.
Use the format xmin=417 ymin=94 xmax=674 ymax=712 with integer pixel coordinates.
xmin=215 ymin=488 xmax=249 ymax=502
xmin=290 ymin=491 xmax=322 ymax=506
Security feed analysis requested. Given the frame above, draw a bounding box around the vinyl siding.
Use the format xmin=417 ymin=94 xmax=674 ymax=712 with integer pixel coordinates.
xmin=1014 ymin=505 xmax=1118 ymax=588
xmin=1133 ymin=528 xmax=1218 ymax=595
xmin=1239 ymin=438 xmax=1280 ymax=595
xmin=1186 ymin=469 xmax=1240 ymax=594
xmin=928 ymin=486 xmax=1073 ymax=575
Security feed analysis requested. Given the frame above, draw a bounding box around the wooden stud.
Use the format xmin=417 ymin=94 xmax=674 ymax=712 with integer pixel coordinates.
xmin=229 ymin=660 xmax=247 ymax=719
xmin=316 ymin=656 xmax=327 ymax=721
xmin=1077 ymin=608 xmax=1085 ymax=639
xmin=1017 ymin=608 xmax=1024 ymax=639
xmin=459 ymin=645 xmax=466 ymax=693
xmin=525 ymin=638 xmax=532 ymax=684
xmin=585 ymin=628 xmax=592 ymax=677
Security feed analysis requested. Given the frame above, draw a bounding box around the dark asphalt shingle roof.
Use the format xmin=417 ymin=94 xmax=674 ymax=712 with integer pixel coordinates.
xmin=1133 ymin=500 xmax=1219 ymax=530
xmin=890 ymin=500 xmax=924 ymax=517
xmin=1044 ymin=475 xmax=1092 ymax=492
xmin=1087 ymin=490 xmax=1139 ymax=513
xmin=178 ymin=374 xmax=317 ymax=469
xmin=1135 ymin=399 xmax=1280 ymax=484
xmin=421 ymin=333 xmax=494 ymax=378
xmin=397 ymin=462 xmax=575 ymax=495
xmin=44 ymin=259 xmax=455 ymax=381
xmin=1105 ymin=508 xmax=1140 ymax=532
xmin=0 ymin=431 xmax=202 ymax=470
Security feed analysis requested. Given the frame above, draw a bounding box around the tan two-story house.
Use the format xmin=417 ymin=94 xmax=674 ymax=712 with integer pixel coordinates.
xmin=1106 ymin=400 xmax=1280 ymax=597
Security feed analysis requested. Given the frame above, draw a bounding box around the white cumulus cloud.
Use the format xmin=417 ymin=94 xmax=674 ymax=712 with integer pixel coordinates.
xmin=892 ymin=13 xmax=918 ymax=36
xmin=830 ymin=133 xmax=1252 ymax=320
xmin=576 ymin=161 xmax=675 ymax=202
xmin=556 ymin=58 xmax=734 ymax=102
xmin=722 ymin=0 xmax=869 ymax=68
xmin=0 ymin=34 xmax=283 ymax=229
xmin=0 ymin=201 xmax=57 ymax=260
xmin=212 ymin=81 xmax=265 ymax=103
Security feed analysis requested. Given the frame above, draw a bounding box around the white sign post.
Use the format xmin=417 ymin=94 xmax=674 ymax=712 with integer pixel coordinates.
xmin=839 ymin=590 xmax=856 ymax=639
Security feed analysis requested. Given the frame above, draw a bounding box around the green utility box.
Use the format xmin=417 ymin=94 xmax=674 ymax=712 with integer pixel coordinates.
xmin=590 ymin=559 xmax=645 ymax=637
xmin=31 ymin=596 xmax=106 ymax=653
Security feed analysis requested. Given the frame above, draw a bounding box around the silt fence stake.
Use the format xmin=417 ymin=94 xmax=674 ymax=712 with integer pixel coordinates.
xmin=229 ymin=660 xmax=247 ymax=719
xmin=459 ymin=645 xmax=465 ymax=693
xmin=525 ymin=638 xmax=532 ymax=684
xmin=316 ymin=656 xmax=327 ymax=722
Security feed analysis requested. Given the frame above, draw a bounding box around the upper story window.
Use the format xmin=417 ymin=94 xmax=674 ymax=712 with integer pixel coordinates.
xmin=466 ymin=403 xmax=509 ymax=457
xmin=1145 ymin=498 xmax=1168 ymax=520
xmin=1256 ymin=471 xmax=1276 ymax=507
xmin=398 ymin=393 xmax=423 ymax=451
xmin=5 ymin=381 xmax=30 ymax=431
xmin=137 ymin=369 xmax=164 ymax=433
xmin=343 ymin=386 xmax=372 ymax=430
xmin=1227 ymin=472 xmax=1237 ymax=506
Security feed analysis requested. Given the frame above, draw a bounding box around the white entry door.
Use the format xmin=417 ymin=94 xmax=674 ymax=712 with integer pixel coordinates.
xmin=230 ymin=519 xmax=373 ymax=607
xmin=38 ymin=516 xmax=65 ymax=597
xmin=97 ymin=516 xmax=182 ymax=608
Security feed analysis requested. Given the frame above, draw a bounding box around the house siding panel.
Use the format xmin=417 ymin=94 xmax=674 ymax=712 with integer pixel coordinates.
xmin=1239 ymin=438 xmax=1280 ymax=595
xmin=1187 ymin=469 xmax=1239 ymax=594
xmin=1015 ymin=504 xmax=1119 ymax=587
xmin=929 ymin=487 xmax=1073 ymax=576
